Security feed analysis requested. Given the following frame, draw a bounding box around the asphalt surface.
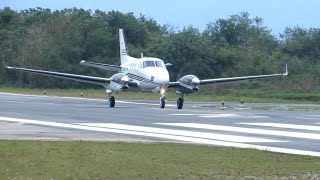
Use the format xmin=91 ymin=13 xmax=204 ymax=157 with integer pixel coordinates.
xmin=1 ymin=92 xmax=320 ymax=157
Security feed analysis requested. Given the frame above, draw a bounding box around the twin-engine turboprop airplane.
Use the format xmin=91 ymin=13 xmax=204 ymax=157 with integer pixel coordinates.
xmin=6 ymin=29 xmax=288 ymax=109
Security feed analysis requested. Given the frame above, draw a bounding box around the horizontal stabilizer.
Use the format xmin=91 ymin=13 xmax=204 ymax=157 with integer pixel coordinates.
xmin=80 ymin=60 xmax=121 ymax=72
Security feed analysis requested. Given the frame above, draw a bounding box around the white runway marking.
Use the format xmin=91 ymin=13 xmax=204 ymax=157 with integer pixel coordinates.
xmin=298 ymin=115 xmax=320 ymax=120
xmin=169 ymin=114 xmax=204 ymax=116
xmin=169 ymin=114 xmax=237 ymax=118
xmin=77 ymin=123 xmax=282 ymax=143
xmin=157 ymin=123 xmax=320 ymax=140
xmin=199 ymin=114 xmax=238 ymax=118
xmin=304 ymin=115 xmax=320 ymax=118
xmin=0 ymin=116 xmax=319 ymax=157
xmin=169 ymin=113 xmax=268 ymax=118
xmin=199 ymin=115 xmax=268 ymax=118
xmin=298 ymin=117 xmax=320 ymax=120
xmin=239 ymin=123 xmax=320 ymax=131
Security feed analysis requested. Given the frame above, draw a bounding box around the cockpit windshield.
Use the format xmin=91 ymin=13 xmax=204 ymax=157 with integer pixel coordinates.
xmin=143 ymin=61 xmax=155 ymax=68
xmin=155 ymin=61 xmax=164 ymax=67
xmin=143 ymin=60 xmax=165 ymax=68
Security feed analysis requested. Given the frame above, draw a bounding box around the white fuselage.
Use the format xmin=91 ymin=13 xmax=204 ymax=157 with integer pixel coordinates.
xmin=120 ymin=56 xmax=170 ymax=92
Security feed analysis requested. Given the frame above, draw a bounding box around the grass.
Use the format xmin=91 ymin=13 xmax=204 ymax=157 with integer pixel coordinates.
xmin=0 ymin=140 xmax=320 ymax=179
xmin=0 ymin=86 xmax=320 ymax=104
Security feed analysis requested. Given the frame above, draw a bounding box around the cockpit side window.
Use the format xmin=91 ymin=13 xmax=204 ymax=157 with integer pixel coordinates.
xmin=143 ymin=61 xmax=155 ymax=68
xmin=155 ymin=61 xmax=164 ymax=67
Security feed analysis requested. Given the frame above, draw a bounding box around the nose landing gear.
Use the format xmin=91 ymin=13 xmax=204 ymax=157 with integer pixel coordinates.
xmin=160 ymin=95 xmax=166 ymax=108
xmin=159 ymin=87 xmax=166 ymax=109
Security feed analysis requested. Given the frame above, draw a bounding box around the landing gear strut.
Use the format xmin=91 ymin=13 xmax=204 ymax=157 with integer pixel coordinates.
xmin=107 ymin=90 xmax=115 ymax=107
xmin=177 ymin=94 xmax=184 ymax=109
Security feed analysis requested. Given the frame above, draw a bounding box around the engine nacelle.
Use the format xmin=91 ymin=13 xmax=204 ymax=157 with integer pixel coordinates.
xmin=177 ymin=75 xmax=200 ymax=93
xmin=111 ymin=73 xmax=129 ymax=85
xmin=107 ymin=73 xmax=129 ymax=91
xmin=178 ymin=75 xmax=200 ymax=86
xmin=107 ymin=81 xmax=128 ymax=91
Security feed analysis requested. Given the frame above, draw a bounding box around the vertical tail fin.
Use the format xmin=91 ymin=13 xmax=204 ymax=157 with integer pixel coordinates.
xmin=119 ymin=29 xmax=129 ymax=65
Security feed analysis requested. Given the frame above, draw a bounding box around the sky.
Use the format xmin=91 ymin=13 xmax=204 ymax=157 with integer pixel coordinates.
xmin=1 ymin=0 xmax=319 ymax=35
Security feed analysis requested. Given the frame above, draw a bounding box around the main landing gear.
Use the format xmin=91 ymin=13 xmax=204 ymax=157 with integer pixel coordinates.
xmin=107 ymin=90 xmax=115 ymax=107
xmin=109 ymin=95 xmax=115 ymax=107
xmin=177 ymin=97 xmax=184 ymax=109
xmin=177 ymin=93 xmax=184 ymax=109
xmin=159 ymin=91 xmax=185 ymax=109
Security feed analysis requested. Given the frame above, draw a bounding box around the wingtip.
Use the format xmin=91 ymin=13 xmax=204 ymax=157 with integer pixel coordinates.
xmin=283 ymin=63 xmax=288 ymax=76
xmin=2 ymin=61 xmax=9 ymax=69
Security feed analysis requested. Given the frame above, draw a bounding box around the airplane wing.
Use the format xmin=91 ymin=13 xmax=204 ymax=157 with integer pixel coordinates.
xmin=80 ymin=60 xmax=121 ymax=72
xmin=6 ymin=66 xmax=111 ymax=86
xmin=168 ymin=64 xmax=288 ymax=87
xmin=199 ymin=64 xmax=288 ymax=85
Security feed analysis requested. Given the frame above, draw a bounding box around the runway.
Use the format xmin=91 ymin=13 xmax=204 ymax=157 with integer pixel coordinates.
xmin=1 ymin=92 xmax=320 ymax=157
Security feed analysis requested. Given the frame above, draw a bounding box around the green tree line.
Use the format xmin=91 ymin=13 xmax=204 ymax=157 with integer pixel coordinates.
xmin=0 ymin=7 xmax=319 ymax=91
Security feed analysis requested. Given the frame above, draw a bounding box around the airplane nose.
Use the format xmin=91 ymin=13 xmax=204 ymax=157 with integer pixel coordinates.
xmin=156 ymin=73 xmax=169 ymax=84
xmin=147 ymin=68 xmax=170 ymax=84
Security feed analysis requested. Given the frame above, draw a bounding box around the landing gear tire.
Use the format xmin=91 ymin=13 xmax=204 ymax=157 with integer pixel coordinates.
xmin=160 ymin=97 xmax=165 ymax=109
xmin=109 ymin=96 xmax=115 ymax=107
xmin=177 ymin=98 xmax=184 ymax=109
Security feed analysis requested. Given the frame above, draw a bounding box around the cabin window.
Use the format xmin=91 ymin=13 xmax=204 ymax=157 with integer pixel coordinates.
xmin=155 ymin=61 xmax=164 ymax=67
xmin=143 ymin=61 xmax=155 ymax=68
